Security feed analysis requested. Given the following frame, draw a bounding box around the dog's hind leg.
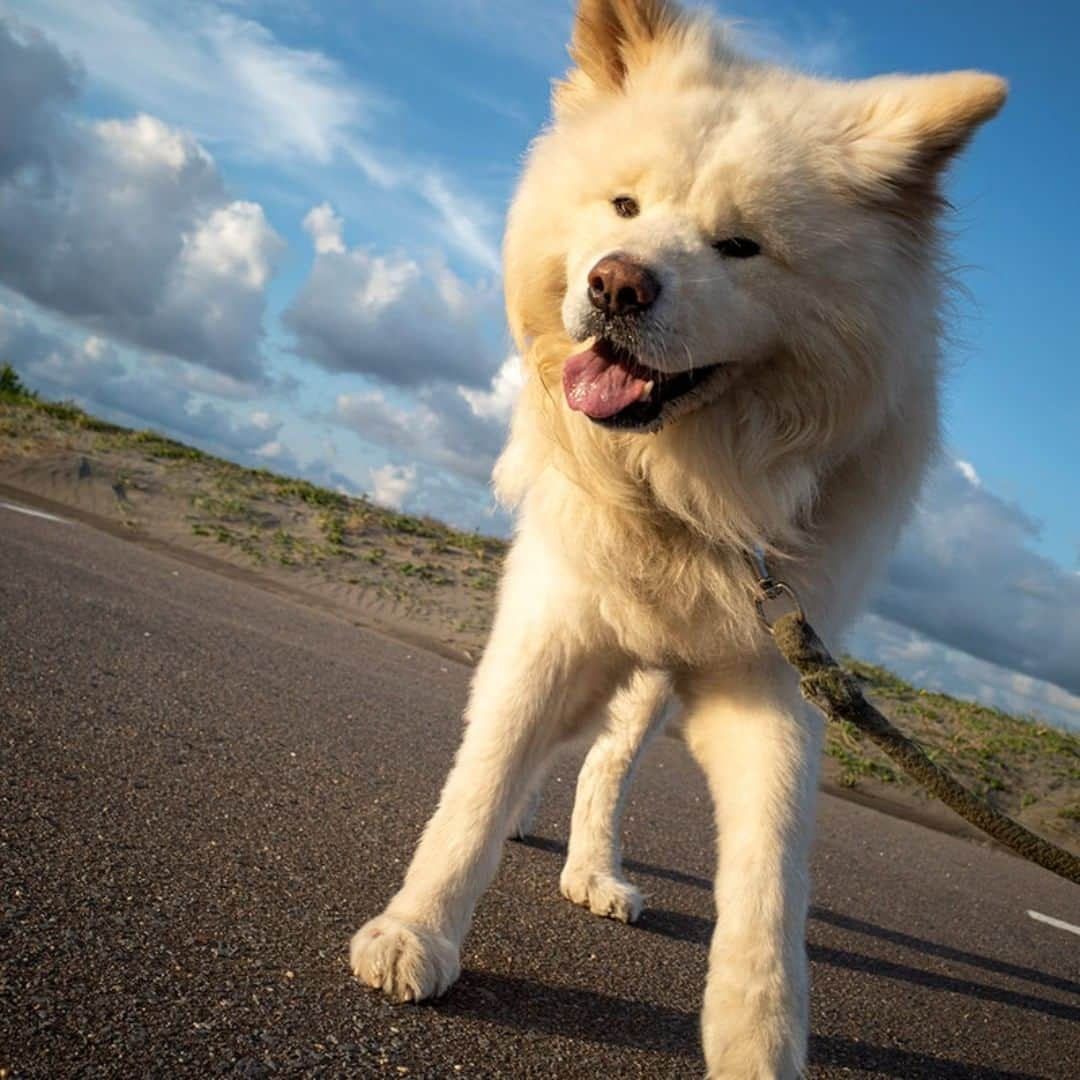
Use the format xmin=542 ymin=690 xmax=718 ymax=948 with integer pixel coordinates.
xmin=681 ymin=656 xmax=823 ymax=1080
xmin=350 ymin=537 xmax=630 ymax=1004
xmin=505 ymin=766 xmax=546 ymax=841
xmin=559 ymin=668 xmax=671 ymax=923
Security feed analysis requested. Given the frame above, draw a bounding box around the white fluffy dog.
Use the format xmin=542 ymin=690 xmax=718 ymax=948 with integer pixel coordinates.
xmin=351 ymin=2 xmax=1005 ymax=1075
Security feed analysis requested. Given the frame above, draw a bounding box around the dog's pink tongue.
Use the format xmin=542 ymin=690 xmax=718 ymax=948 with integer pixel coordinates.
xmin=563 ymin=346 xmax=650 ymax=419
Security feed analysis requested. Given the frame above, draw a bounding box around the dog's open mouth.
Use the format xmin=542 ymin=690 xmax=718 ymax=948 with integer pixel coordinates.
xmin=562 ymin=339 xmax=721 ymax=431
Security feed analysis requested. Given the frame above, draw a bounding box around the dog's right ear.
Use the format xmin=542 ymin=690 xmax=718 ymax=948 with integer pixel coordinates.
xmin=556 ymin=0 xmax=682 ymax=112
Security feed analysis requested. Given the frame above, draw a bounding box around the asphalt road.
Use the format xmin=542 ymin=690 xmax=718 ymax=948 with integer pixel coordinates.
xmin=1 ymin=500 xmax=1078 ymax=1079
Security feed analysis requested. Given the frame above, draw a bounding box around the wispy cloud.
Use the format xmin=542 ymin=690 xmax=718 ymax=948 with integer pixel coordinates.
xmin=724 ymin=8 xmax=855 ymax=76
xmin=373 ymin=0 xmax=855 ymax=79
xmin=9 ymin=0 xmax=501 ymax=270
xmin=371 ymin=0 xmax=570 ymax=69
xmin=12 ymin=0 xmax=379 ymax=162
xmin=417 ymin=175 xmax=501 ymax=273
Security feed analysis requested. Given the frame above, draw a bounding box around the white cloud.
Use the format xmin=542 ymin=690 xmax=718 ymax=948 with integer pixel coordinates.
xmin=417 ymin=174 xmax=501 ymax=274
xmin=140 ymin=356 xmax=262 ymax=402
xmin=334 ymin=387 xmax=496 ymax=476
xmin=302 ymin=201 xmax=346 ymax=255
xmin=0 ymin=303 xmax=125 ymax=388
xmin=236 ymin=436 xmax=366 ymax=498
xmin=183 ymin=199 xmax=277 ymax=290
xmin=335 ymin=144 xmax=500 ymax=271
xmin=334 ymin=370 xmax=508 ymax=488
xmin=1 ymin=298 xmax=283 ymax=456
xmin=870 ymin=458 xmax=1080 ymax=697
xmin=10 ymin=1 xmax=501 ymax=271
xmin=954 ymin=458 xmax=981 ymax=487
xmin=285 ymin=207 xmax=501 ymax=388
xmin=0 ymin=22 xmax=283 ymax=381
xmin=254 ymin=439 xmax=283 ymax=459
xmin=82 ymin=335 xmax=107 ymax=360
xmin=369 ymin=463 xmax=417 ymax=510
xmin=200 ymin=11 xmax=365 ymax=163
xmin=848 ymin=614 xmax=1080 ymax=731
xmin=460 ymin=354 xmax=523 ymax=423
xmin=326 ymin=349 xmax=522 ymax=529
xmin=250 ymin=410 xmax=277 ymax=430
xmin=8 ymin=0 xmax=377 ymax=164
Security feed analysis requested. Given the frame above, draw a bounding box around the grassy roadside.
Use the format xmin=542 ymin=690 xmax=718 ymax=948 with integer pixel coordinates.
xmin=830 ymin=658 xmax=1079 ymax=832
xmin=0 ymin=364 xmax=506 ymax=646
xmin=2 ymin=364 xmax=1077 ymax=850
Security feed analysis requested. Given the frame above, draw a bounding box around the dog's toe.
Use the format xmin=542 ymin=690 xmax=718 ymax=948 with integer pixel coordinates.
xmin=559 ymin=867 xmax=644 ymax=923
xmin=350 ymin=913 xmax=460 ymax=1003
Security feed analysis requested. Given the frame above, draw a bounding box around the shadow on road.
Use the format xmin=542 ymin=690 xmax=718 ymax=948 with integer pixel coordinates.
xmin=438 ymin=969 xmax=1044 ymax=1079
xmin=435 ymin=969 xmax=697 ymax=1058
xmin=519 ymin=835 xmax=1079 ymax=999
xmin=807 ymin=1036 xmax=1045 ymax=1079
xmin=809 ymin=907 xmax=1080 ymax=997
xmin=517 ymin=835 xmax=1080 ymax=1031
xmin=635 ymin=907 xmax=1078 ymax=1022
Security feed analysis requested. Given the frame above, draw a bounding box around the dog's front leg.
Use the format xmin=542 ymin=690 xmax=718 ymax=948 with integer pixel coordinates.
xmin=682 ymin=658 xmax=823 ymax=1080
xmin=351 ymin=542 xmax=627 ymax=1003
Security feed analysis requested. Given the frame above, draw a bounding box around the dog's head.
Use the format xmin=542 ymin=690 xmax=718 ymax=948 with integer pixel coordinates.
xmin=505 ymin=0 xmax=1005 ymax=437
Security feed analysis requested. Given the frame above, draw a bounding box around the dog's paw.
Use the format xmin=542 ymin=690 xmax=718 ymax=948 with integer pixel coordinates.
xmin=560 ymin=865 xmax=643 ymax=923
xmin=702 ymin=1013 xmax=806 ymax=1080
xmin=701 ymin=968 xmax=808 ymax=1080
xmin=350 ymin=913 xmax=460 ymax=1003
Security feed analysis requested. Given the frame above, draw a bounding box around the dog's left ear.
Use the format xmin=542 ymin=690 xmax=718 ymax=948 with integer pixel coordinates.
xmin=556 ymin=0 xmax=683 ymax=112
xmin=837 ymin=71 xmax=1007 ymax=207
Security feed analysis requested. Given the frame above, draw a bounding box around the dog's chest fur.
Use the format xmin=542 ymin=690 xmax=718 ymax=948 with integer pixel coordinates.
xmin=521 ymin=464 xmax=775 ymax=667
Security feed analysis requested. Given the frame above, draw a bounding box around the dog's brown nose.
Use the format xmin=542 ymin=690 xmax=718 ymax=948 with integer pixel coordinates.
xmin=587 ymin=255 xmax=661 ymax=317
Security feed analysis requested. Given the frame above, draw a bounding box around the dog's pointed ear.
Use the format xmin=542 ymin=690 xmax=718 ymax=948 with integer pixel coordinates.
xmin=838 ymin=71 xmax=1006 ymax=208
xmin=556 ymin=0 xmax=683 ymax=111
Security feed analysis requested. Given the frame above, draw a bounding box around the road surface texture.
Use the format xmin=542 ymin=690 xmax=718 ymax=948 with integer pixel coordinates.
xmin=2 ymin=501 xmax=1077 ymax=1078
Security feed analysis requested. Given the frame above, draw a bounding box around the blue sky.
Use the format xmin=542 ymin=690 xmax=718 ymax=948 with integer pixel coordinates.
xmin=1 ymin=0 xmax=1078 ymax=726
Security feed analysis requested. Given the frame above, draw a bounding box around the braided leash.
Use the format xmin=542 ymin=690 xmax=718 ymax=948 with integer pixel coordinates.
xmin=753 ymin=568 xmax=1080 ymax=886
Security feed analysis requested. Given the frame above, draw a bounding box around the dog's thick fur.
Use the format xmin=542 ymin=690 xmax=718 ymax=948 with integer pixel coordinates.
xmin=350 ymin=2 xmax=1005 ymax=1075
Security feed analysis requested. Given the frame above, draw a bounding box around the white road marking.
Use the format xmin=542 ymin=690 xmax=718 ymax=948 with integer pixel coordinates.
xmin=0 ymin=500 xmax=69 ymax=524
xmin=1027 ymin=909 xmax=1080 ymax=937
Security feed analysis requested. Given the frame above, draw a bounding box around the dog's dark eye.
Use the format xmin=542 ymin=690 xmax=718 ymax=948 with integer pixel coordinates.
xmin=612 ymin=195 xmax=639 ymax=219
xmin=714 ymin=237 xmax=761 ymax=258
